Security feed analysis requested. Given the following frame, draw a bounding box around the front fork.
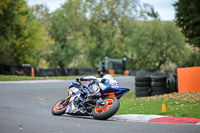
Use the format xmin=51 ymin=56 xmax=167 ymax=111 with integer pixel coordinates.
xmin=60 ymin=96 xmax=70 ymax=105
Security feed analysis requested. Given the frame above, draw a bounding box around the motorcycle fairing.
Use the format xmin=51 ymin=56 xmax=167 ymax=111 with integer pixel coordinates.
xmin=65 ymin=102 xmax=89 ymax=116
xmin=101 ymin=87 xmax=130 ymax=99
xmin=65 ymin=102 xmax=76 ymax=113
xmin=69 ymin=82 xmax=88 ymax=94
xmin=66 ymin=85 xmax=89 ymax=115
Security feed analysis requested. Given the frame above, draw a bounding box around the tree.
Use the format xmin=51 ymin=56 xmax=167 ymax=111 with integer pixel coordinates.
xmin=126 ymin=21 xmax=188 ymax=72
xmin=0 ymin=0 xmax=25 ymax=65
xmin=0 ymin=0 xmax=49 ymax=66
xmin=48 ymin=0 xmax=89 ymax=68
xmin=147 ymin=6 xmax=160 ymax=20
xmin=174 ymin=0 xmax=200 ymax=48
xmin=30 ymin=4 xmax=54 ymax=68
xmin=86 ymin=0 xmax=141 ymax=67
xmin=181 ymin=49 xmax=200 ymax=67
xmin=48 ymin=0 xmax=142 ymax=68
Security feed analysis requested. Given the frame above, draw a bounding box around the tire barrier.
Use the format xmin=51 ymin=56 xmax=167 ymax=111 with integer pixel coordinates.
xmin=167 ymin=73 xmax=178 ymax=93
xmin=151 ymin=82 xmax=166 ymax=87
xmin=135 ymin=75 xmax=178 ymax=98
xmin=150 ymin=76 xmax=167 ymax=96
xmin=151 ymin=76 xmax=167 ymax=82
xmin=135 ymin=76 xmax=151 ymax=97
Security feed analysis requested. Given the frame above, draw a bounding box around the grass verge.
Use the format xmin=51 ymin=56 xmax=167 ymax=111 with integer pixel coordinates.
xmin=0 ymin=75 xmax=92 ymax=81
xmin=118 ymin=92 xmax=200 ymax=119
xmin=0 ymin=74 xmax=124 ymax=81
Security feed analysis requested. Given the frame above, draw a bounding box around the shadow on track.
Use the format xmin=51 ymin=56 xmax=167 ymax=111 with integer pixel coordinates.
xmin=59 ymin=114 xmax=115 ymax=121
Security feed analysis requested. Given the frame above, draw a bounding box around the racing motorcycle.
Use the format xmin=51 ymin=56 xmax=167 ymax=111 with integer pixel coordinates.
xmin=52 ymin=78 xmax=129 ymax=120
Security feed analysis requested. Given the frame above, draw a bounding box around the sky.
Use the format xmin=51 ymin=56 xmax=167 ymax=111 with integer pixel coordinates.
xmin=27 ymin=0 xmax=176 ymax=21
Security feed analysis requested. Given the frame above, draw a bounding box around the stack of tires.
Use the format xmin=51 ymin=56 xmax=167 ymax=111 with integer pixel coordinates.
xmin=167 ymin=73 xmax=178 ymax=93
xmin=150 ymin=76 xmax=167 ymax=96
xmin=135 ymin=76 xmax=151 ymax=97
xmin=135 ymin=75 xmax=168 ymax=97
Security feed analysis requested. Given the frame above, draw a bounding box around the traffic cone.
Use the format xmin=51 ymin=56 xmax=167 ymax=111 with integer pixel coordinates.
xmin=161 ymin=104 xmax=166 ymax=112
xmin=31 ymin=67 xmax=35 ymax=77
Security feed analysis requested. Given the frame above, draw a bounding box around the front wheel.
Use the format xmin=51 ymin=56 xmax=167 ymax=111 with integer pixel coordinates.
xmin=52 ymin=98 xmax=69 ymax=116
xmin=92 ymin=97 xmax=120 ymax=120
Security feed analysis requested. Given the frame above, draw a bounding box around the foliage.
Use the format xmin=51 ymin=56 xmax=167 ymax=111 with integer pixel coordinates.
xmin=85 ymin=0 xmax=139 ymax=67
xmin=147 ymin=6 xmax=159 ymax=20
xmin=0 ymin=0 xmax=49 ymax=67
xmin=180 ymin=48 xmax=200 ymax=67
xmin=126 ymin=21 xmax=187 ymax=72
xmin=30 ymin=4 xmax=54 ymax=68
xmin=48 ymin=0 xmax=89 ymax=68
xmin=0 ymin=0 xmax=198 ymax=72
xmin=174 ymin=0 xmax=200 ymax=48
xmin=144 ymin=4 xmax=160 ymax=20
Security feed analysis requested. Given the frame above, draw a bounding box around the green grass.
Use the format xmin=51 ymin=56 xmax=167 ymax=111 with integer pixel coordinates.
xmin=118 ymin=92 xmax=200 ymax=119
xmin=0 ymin=75 xmax=87 ymax=81
xmin=0 ymin=74 xmax=124 ymax=81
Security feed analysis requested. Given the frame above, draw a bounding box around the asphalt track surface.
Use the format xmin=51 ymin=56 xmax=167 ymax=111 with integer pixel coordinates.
xmin=0 ymin=77 xmax=199 ymax=133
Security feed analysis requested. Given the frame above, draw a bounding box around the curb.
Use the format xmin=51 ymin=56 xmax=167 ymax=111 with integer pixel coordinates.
xmin=110 ymin=114 xmax=200 ymax=125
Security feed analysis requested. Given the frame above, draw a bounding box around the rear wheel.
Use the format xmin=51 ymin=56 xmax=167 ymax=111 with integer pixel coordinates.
xmin=52 ymin=98 xmax=69 ymax=116
xmin=92 ymin=97 xmax=120 ymax=120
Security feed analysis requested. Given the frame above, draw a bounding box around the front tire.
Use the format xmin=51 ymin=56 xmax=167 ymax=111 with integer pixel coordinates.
xmin=92 ymin=97 xmax=120 ymax=120
xmin=52 ymin=99 xmax=69 ymax=116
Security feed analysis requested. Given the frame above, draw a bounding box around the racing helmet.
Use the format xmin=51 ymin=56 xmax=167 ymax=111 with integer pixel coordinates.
xmin=103 ymin=74 xmax=113 ymax=80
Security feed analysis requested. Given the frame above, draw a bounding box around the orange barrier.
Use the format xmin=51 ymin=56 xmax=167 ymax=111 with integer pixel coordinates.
xmin=177 ymin=67 xmax=200 ymax=93
xmin=124 ymin=70 xmax=129 ymax=76
xmin=108 ymin=69 xmax=115 ymax=75
xmin=31 ymin=67 xmax=35 ymax=77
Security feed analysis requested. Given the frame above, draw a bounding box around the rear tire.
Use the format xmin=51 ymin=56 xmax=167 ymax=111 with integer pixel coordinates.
xmin=92 ymin=97 xmax=120 ymax=120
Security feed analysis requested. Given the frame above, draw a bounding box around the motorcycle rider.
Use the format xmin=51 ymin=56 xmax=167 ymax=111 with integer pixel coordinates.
xmin=76 ymin=74 xmax=119 ymax=93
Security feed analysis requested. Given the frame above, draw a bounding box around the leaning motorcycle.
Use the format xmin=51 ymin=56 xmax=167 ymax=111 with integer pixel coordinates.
xmin=52 ymin=78 xmax=129 ymax=120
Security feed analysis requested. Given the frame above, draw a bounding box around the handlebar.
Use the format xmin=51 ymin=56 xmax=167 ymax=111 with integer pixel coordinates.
xmin=75 ymin=77 xmax=103 ymax=92
xmin=76 ymin=77 xmax=84 ymax=82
